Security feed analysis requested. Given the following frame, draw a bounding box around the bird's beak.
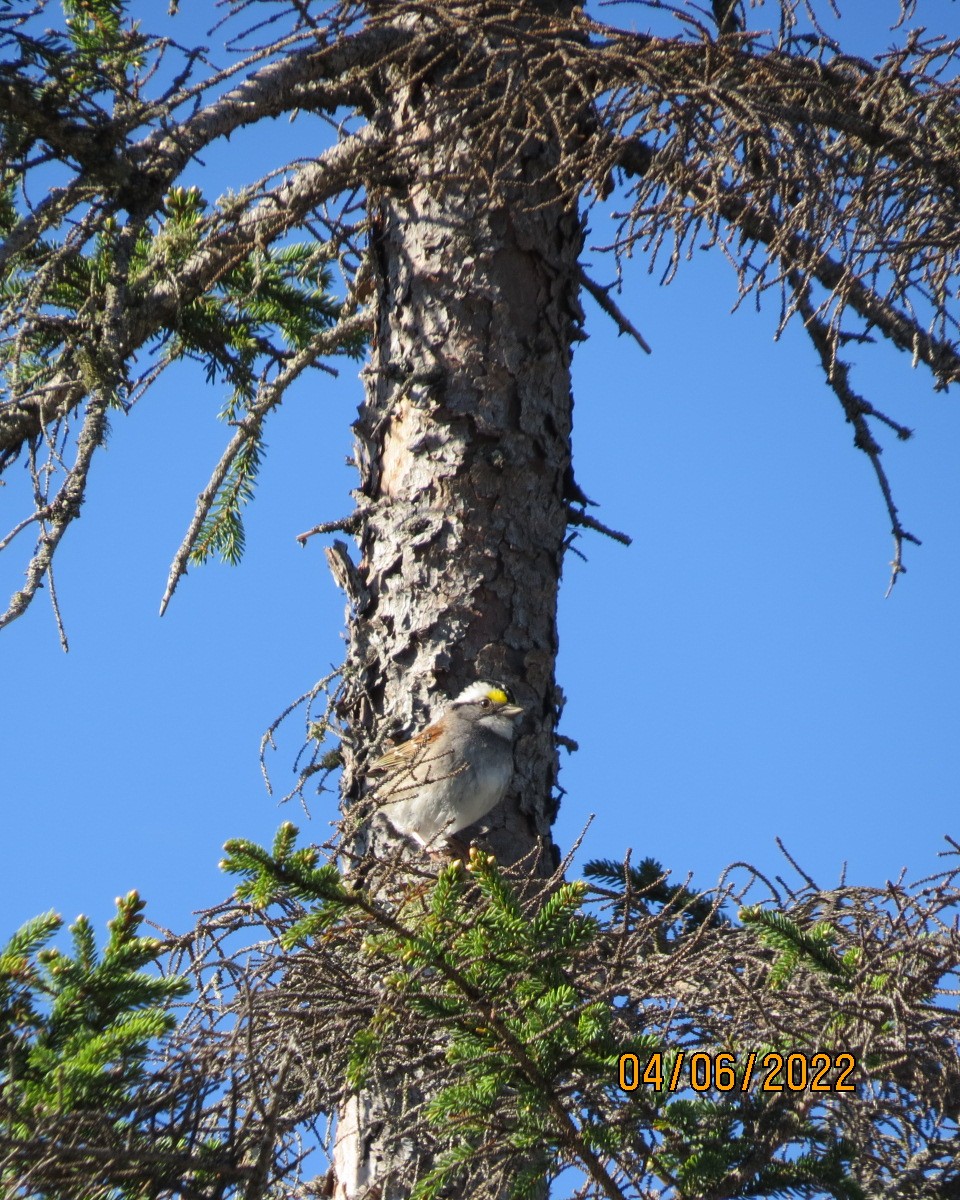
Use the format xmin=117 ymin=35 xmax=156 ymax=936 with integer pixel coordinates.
xmin=501 ymin=704 xmax=524 ymax=719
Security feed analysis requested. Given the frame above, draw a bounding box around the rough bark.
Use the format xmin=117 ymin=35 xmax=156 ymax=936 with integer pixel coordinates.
xmin=338 ymin=56 xmax=583 ymax=864
xmin=330 ymin=7 xmax=584 ymax=1195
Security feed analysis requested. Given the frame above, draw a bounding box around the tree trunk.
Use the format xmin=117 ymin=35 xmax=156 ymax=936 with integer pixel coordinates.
xmin=332 ymin=6 xmax=583 ymax=1195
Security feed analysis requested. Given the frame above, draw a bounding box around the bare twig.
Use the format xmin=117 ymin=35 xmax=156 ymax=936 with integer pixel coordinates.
xmin=566 ymin=505 xmax=633 ymax=546
xmin=579 ymin=268 xmax=653 ymax=354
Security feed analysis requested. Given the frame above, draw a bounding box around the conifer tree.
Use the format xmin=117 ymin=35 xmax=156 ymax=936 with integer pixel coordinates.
xmin=2 ymin=1 xmax=960 ymax=1197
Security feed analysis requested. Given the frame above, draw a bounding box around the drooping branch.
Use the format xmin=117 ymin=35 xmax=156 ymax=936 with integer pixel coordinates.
xmin=0 ymin=219 xmax=141 ymax=634
xmin=158 ymin=308 xmax=371 ymax=617
xmin=788 ymin=270 xmax=920 ymax=595
xmin=0 ymin=392 xmax=111 ymax=635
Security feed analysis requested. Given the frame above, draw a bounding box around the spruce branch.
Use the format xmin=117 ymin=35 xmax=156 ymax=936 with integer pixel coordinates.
xmin=158 ymin=310 xmax=369 ymax=616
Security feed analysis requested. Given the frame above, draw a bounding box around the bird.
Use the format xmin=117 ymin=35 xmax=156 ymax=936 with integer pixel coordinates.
xmin=368 ymin=681 xmax=524 ymax=850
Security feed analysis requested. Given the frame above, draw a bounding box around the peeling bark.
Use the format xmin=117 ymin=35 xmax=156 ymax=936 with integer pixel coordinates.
xmin=331 ymin=8 xmax=584 ymax=1195
xmin=340 ymin=103 xmax=583 ymax=864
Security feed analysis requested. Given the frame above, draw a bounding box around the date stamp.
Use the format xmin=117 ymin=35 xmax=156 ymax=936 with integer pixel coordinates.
xmin=619 ymin=1051 xmax=856 ymax=1093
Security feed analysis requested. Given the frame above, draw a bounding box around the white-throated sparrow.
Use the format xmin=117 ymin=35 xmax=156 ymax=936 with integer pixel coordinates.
xmin=368 ymin=681 xmax=524 ymax=849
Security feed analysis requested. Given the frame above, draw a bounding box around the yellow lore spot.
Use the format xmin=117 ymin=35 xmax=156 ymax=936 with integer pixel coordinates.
xmin=487 ymin=687 xmax=509 ymax=705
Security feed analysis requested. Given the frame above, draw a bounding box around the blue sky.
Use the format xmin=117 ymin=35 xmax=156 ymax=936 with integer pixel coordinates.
xmin=3 ymin=0 xmax=960 ymax=946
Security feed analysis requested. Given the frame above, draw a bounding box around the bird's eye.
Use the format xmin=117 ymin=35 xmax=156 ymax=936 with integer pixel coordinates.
xmin=480 ymin=698 xmax=491 ymax=710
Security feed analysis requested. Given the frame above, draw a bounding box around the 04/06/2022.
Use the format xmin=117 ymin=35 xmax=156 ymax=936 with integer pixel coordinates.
xmin=619 ymin=1051 xmax=856 ymax=1094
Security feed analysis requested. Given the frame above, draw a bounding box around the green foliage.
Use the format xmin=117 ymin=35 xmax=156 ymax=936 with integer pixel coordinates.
xmin=378 ymin=855 xmax=629 ymax=1199
xmin=226 ymin=835 xmax=627 ymax=1198
xmin=0 ymin=0 xmax=145 ymax=111
xmin=2 ymin=828 xmax=949 ymax=1199
xmin=0 ymin=891 xmax=187 ymax=1142
xmin=222 ymin=820 xmax=350 ymax=935
xmin=0 ymin=0 xmax=370 ymax=608
xmin=62 ymin=0 xmax=144 ymax=86
xmin=584 ymin=854 xmax=724 ymax=943
xmin=740 ymin=906 xmax=854 ymax=990
xmin=150 ymin=186 xmax=364 ymax=567
xmin=655 ymin=1093 xmax=861 ymax=1200
xmin=0 ymin=161 xmax=363 ymax=566
xmin=154 ymin=189 xmax=351 ymax=400
xmin=191 ymin=435 xmax=264 ymax=566
xmin=222 ymin=829 xmax=868 ymax=1200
